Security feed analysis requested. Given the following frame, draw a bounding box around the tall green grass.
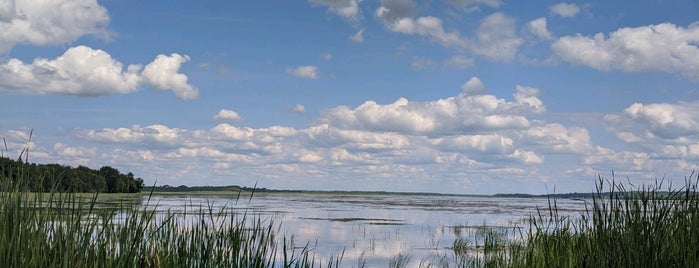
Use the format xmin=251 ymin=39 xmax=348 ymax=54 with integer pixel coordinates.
xmin=0 ymin=161 xmax=331 ymax=268
xmin=450 ymin=173 xmax=699 ymax=267
xmin=4 ymin=146 xmax=699 ymax=267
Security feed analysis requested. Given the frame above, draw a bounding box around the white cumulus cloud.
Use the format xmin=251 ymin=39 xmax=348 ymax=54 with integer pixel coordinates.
xmin=309 ymin=0 xmax=362 ymax=21
xmin=0 ymin=46 xmax=199 ymax=100
xmin=54 ymin=143 xmax=97 ymax=158
xmin=286 ymin=65 xmax=320 ymax=79
xmin=0 ymin=46 xmax=141 ymax=96
xmin=623 ymin=101 xmax=699 ymax=140
xmin=471 ymin=13 xmax=522 ymax=61
xmin=552 ymin=22 xmax=699 ymax=80
xmin=77 ymin=124 xmax=185 ymax=147
xmin=214 ymin=109 xmax=243 ymax=121
xmin=375 ymin=0 xmax=417 ymax=22
xmin=0 ymin=0 xmax=110 ymax=53
xmin=524 ymin=17 xmax=553 ymax=40
xmin=293 ymin=104 xmax=306 ymax=114
xmin=142 ymin=53 xmax=199 ymax=100
xmin=461 ymin=76 xmax=486 ymax=95
xmin=522 ymin=123 xmax=593 ymax=154
xmin=549 ymin=3 xmax=581 ymax=18
xmin=319 ymin=85 xmax=545 ymax=134
xmin=434 ymin=134 xmax=514 ymax=154
xmin=390 ymin=16 xmax=465 ymax=48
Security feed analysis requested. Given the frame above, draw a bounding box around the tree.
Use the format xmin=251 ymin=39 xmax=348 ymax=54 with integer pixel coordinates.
xmin=0 ymin=157 xmax=144 ymax=193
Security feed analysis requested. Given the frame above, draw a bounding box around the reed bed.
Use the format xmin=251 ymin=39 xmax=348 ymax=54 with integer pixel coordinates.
xmin=450 ymin=173 xmax=699 ymax=268
xmin=0 ymin=163 xmax=329 ymax=268
xmin=4 ymin=155 xmax=699 ymax=267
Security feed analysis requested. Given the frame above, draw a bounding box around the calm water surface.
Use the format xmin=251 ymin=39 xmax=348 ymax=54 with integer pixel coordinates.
xmin=141 ymin=193 xmax=587 ymax=267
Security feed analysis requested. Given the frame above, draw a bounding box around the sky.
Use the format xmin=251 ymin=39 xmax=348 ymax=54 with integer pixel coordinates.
xmin=1 ymin=0 xmax=699 ymax=194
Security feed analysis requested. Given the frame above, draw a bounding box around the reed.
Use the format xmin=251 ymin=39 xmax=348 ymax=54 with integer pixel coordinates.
xmin=451 ymin=173 xmax=699 ymax=267
xmin=4 ymin=149 xmax=698 ymax=267
xmin=0 ymin=160 xmax=327 ymax=268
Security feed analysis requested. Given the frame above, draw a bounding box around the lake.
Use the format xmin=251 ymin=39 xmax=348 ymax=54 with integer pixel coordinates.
xmin=140 ymin=193 xmax=588 ymax=267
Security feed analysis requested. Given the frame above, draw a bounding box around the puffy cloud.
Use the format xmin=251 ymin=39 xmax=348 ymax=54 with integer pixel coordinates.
xmin=658 ymin=144 xmax=699 ymax=159
xmin=522 ymin=123 xmax=593 ymax=154
xmin=142 ymin=53 xmax=199 ymax=100
xmin=0 ymin=0 xmax=110 ymax=53
xmin=77 ymin=124 xmax=185 ymax=146
xmin=295 ymin=150 xmax=324 ymax=163
xmin=390 ymin=16 xmax=465 ymax=47
xmin=375 ymin=0 xmax=416 ymax=22
xmin=309 ymin=0 xmax=362 ymax=21
xmin=461 ymin=76 xmax=486 ymax=95
xmin=0 ymin=46 xmax=141 ymax=96
xmin=266 ymin=126 xmax=298 ymax=137
xmin=286 ymin=65 xmax=320 ymax=79
xmin=0 ymin=1 xmax=16 ymax=21
xmin=510 ymin=150 xmax=543 ymax=164
xmin=549 ymin=3 xmax=580 ymax=18
xmin=387 ymin=13 xmax=522 ymax=62
xmin=0 ymin=46 xmax=198 ymax=100
xmin=319 ymin=86 xmax=544 ymax=134
xmin=213 ymin=109 xmax=243 ymax=121
xmin=524 ymin=17 xmax=553 ymax=40
xmin=622 ymin=101 xmax=699 ymax=140
xmin=19 ymin=74 xmax=696 ymax=194
xmin=600 ymin=100 xmax=699 ymax=178
xmin=51 ymin=78 xmax=668 ymax=193
xmin=53 ymin=143 xmax=97 ymax=158
xmin=514 ymin=85 xmax=545 ymax=113
xmin=329 ymin=148 xmax=375 ymax=164
xmin=211 ymin=123 xmax=253 ymax=141
xmin=470 ymin=13 xmax=521 ymax=61
xmin=293 ymin=104 xmax=307 ymax=114
xmin=349 ymin=29 xmax=364 ymax=42
xmin=173 ymin=147 xmax=247 ymax=162
xmin=616 ymin=132 xmax=643 ymax=143
xmin=584 ymin=147 xmax=651 ymax=171
xmin=305 ymin=124 xmax=410 ymax=151
xmin=434 ymin=134 xmax=514 ymax=154
xmin=552 ymin=22 xmax=699 ymax=80
xmin=320 ymin=53 xmax=333 ymax=60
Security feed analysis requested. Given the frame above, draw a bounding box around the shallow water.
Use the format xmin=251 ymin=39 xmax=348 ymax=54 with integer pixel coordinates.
xmin=141 ymin=193 xmax=587 ymax=267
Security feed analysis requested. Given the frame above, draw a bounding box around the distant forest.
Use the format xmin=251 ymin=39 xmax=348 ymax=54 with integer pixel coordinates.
xmin=0 ymin=157 xmax=144 ymax=193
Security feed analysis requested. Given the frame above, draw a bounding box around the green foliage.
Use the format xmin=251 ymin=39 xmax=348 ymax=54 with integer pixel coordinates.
xmin=0 ymin=168 xmax=329 ymax=268
xmin=449 ymin=173 xmax=699 ymax=268
xmin=0 ymin=156 xmax=143 ymax=193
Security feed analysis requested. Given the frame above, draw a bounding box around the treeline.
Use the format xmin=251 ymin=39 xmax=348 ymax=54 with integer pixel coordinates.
xmin=0 ymin=157 xmax=144 ymax=193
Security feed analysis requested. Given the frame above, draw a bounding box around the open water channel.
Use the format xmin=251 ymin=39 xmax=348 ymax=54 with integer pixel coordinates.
xmin=140 ymin=193 xmax=587 ymax=267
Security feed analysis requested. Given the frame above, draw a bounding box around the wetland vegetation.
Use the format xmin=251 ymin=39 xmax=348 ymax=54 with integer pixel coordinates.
xmin=0 ymin=156 xmax=144 ymax=193
xmin=2 ymin=152 xmax=699 ymax=267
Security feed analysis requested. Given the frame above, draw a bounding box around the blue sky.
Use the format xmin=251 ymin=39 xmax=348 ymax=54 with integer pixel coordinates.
xmin=1 ymin=0 xmax=699 ymax=194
